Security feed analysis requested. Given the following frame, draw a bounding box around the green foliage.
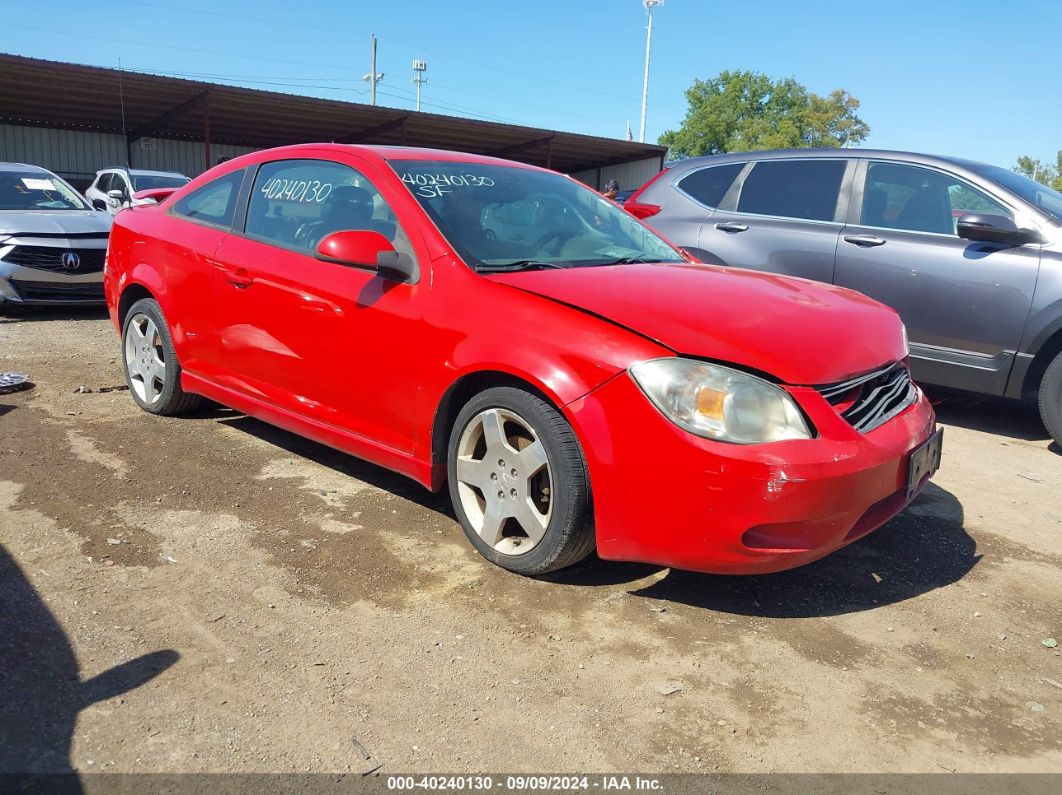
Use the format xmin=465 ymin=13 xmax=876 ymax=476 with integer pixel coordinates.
xmin=1014 ymin=153 xmax=1062 ymax=192
xmin=659 ymin=70 xmax=870 ymax=158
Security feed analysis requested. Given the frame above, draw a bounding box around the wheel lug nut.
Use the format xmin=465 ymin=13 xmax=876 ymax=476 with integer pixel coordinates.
xmin=509 ymin=488 xmax=517 ymax=498
xmin=498 ymin=459 xmax=505 ymax=468
xmin=490 ymin=473 xmax=498 ymax=482
xmin=510 ymin=468 xmax=517 ymax=477
xmin=497 ymin=490 xmax=504 ymax=500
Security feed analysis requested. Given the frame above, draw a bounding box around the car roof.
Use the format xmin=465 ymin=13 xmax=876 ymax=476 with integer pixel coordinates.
xmin=665 ymin=148 xmax=997 ymax=174
xmin=216 ymin=143 xmax=545 ymax=173
xmin=0 ymin=162 xmax=54 ymax=174
xmin=97 ymin=167 xmax=188 ymax=178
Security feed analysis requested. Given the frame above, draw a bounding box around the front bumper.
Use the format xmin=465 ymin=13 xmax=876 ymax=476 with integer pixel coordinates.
xmin=0 ymin=247 xmax=105 ymax=306
xmin=565 ymin=370 xmax=937 ymax=575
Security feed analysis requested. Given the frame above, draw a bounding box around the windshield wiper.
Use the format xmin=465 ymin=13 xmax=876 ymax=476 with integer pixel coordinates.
xmin=593 ymin=256 xmax=654 ymax=266
xmin=476 ymin=260 xmax=567 ymax=273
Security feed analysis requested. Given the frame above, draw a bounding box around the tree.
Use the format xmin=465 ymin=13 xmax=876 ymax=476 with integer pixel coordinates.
xmin=659 ymin=70 xmax=870 ymax=158
xmin=1014 ymin=152 xmax=1062 ymax=192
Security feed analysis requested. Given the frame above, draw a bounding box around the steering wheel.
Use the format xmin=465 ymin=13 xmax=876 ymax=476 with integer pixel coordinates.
xmin=530 ymin=229 xmax=576 ymax=256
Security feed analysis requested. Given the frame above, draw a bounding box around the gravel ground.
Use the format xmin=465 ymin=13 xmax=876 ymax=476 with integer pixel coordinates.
xmin=0 ymin=308 xmax=1060 ymax=776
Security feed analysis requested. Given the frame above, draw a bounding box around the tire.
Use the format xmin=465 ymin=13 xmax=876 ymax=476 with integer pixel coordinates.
xmin=1038 ymin=350 xmax=1062 ymax=448
xmin=121 ymin=297 xmax=201 ymax=416
xmin=447 ymin=386 xmax=595 ymax=575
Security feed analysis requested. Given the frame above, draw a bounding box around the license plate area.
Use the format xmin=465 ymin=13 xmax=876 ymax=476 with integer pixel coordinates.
xmin=906 ymin=428 xmax=943 ymax=500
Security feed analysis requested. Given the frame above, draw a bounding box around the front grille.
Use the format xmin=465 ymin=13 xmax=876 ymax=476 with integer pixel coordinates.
xmin=2 ymin=245 xmax=106 ymax=274
xmin=13 ymin=280 xmax=105 ymax=302
xmin=817 ymin=362 xmax=917 ymax=433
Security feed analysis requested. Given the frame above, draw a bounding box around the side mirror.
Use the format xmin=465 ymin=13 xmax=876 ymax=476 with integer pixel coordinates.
xmin=956 ymin=213 xmax=1041 ymax=246
xmin=315 ymin=230 xmax=417 ymax=281
xmin=107 ymin=188 xmax=127 ymax=203
xmin=91 ymin=198 xmax=108 ymax=211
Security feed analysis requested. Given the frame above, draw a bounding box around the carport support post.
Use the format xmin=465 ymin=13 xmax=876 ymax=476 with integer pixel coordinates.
xmin=203 ymin=93 xmax=212 ymax=172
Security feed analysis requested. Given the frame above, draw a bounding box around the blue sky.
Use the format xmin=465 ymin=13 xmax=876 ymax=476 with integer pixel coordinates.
xmin=6 ymin=0 xmax=1060 ymax=168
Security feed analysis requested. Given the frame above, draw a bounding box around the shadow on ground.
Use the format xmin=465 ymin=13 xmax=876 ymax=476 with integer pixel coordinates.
xmin=0 ymin=306 xmax=110 ymax=323
xmin=926 ymin=386 xmax=1050 ymax=444
xmin=550 ymin=482 xmax=977 ymax=618
xmin=217 ymin=414 xmax=453 ymax=518
xmin=0 ymin=547 xmax=178 ymax=789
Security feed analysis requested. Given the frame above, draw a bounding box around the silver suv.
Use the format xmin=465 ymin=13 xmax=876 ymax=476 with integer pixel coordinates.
xmin=627 ymin=149 xmax=1062 ymax=447
xmin=0 ymin=162 xmax=111 ymax=307
xmin=85 ymin=167 xmax=190 ymax=215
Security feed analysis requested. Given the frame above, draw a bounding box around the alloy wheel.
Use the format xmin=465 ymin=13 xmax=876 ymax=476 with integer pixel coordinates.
xmin=454 ymin=407 xmax=553 ymax=556
xmin=124 ymin=312 xmax=167 ymax=406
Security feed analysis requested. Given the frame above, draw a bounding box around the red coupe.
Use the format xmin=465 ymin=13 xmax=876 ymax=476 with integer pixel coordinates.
xmin=104 ymin=144 xmax=941 ymax=576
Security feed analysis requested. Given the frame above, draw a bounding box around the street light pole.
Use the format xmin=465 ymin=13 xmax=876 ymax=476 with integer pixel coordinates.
xmin=639 ymin=0 xmax=663 ymax=144
xmin=362 ymin=34 xmax=384 ymax=106
xmin=412 ymin=59 xmax=428 ymax=112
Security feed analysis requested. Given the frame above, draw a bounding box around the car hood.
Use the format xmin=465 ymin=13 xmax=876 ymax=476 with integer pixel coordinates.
xmin=487 ymin=263 xmax=905 ymax=385
xmin=0 ymin=210 xmax=112 ymax=237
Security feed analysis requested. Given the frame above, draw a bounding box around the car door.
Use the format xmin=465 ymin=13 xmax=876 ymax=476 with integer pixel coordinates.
xmin=161 ymin=167 xmax=250 ymax=373
xmin=89 ymin=172 xmax=113 ymax=212
xmin=834 ymin=159 xmax=1041 ymax=394
xmin=697 ymin=157 xmax=853 ymax=284
xmin=208 ymin=156 xmax=422 ymax=453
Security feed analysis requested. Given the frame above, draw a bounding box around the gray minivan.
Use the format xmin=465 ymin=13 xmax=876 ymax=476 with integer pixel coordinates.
xmin=627 ymin=149 xmax=1062 ymax=447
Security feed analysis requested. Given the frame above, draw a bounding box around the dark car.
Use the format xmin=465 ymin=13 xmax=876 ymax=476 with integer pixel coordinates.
xmin=626 ymin=149 xmax=1062 ymax=447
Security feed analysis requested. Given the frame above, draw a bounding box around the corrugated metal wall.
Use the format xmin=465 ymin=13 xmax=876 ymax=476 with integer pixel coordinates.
xmin=2 ymin=122 xmax=662 ymax=194
xmin=570 ymin=156 xmax=663 ymax=194
xmin=1 ymin=124 xmax=127 ymax=184
xmin=0 ymin=124 xmax=259 ymax=185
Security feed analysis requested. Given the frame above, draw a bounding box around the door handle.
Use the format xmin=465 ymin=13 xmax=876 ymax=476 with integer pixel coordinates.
xmin=224 ymin=268 xmax=254 ymax=289
xmin=716 ymin=222 xmax=749 ymax=233
xmin=843 ymin=234 xmax=887 ymax=247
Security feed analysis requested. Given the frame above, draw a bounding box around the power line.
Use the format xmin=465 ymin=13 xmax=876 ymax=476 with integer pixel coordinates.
xmin=108 ymin=0 xmax=686 ymax=114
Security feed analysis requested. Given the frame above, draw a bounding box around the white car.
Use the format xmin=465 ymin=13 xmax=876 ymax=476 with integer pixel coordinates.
xmin=85 ymin=168 xmax=190 ymax=215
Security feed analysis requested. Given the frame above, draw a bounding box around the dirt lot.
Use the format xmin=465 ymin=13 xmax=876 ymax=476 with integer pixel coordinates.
xmin=1 ymin=308 xmax=1060 ymax=776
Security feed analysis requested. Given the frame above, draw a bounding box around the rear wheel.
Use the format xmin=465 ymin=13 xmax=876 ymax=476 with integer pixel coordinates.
xmin=1038 ymin=350 xmax=1062 ymax=448
xmin=447 ymin=387 xmax=595 ymax=575
xmin=121 ymin=297 xmax=200 ymax=416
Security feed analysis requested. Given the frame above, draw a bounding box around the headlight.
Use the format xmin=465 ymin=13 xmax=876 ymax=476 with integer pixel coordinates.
xmin=629 ymin=358 xmax=812 ymax=444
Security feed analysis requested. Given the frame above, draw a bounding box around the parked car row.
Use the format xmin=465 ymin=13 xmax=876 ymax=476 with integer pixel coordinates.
xmin=625 ymin=149 xmax=1062 ymax=447
xmin=0 ymin=164 xmax=190 ymax=307
xmin=6 ymin=142 xmax=1058 ymax=580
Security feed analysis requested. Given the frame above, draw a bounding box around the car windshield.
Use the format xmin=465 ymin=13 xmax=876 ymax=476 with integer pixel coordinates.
xmin=969 ymin=163 xmax=1062 ymax=224
xmin=0 ymin=171 xmax=89 ymax=211
xmin=132 ymin=174 xmax=190 ymax=191
xmin=390 ymin=159 xmax=685 ymax=270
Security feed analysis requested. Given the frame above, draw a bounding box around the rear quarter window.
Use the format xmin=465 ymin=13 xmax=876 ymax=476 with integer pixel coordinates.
xmin=675 ymin=162 xmax=744 ymax=208
xmin=171 ymin=169 xmax=245 ymax=229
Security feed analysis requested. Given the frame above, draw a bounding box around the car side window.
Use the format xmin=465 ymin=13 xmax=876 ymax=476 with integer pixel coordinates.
xmin=862 ymin=161 xmax=1012 ymax=236
xmin=675 ymin=162 xmax=744 ymax=208
xmin=171 ymin=169 xmax=244 ymax=229
xmin=244 ymin=159 xmax=412 ymax=258
xmin=736 ymin=160 xmax=846 ymax=222
xmin=96 ymin=173 xmax=112 ymax=192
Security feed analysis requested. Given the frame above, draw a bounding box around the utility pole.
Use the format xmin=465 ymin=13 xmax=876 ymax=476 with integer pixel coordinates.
xmin=639 ymin=0 xmax=664 ymax=144
xmin=362 ymin=34 xmax=384 ymax=105
xmin=412 ymin=59 xmax=428 ymax=112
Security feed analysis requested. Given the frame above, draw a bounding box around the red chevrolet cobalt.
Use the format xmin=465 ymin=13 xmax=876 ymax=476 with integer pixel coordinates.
xmin=104 ymin=144 xmax=941 ymax=576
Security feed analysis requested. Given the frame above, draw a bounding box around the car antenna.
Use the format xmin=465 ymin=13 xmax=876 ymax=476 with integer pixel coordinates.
xmin=118 ymin=58 xmax=130 ymax=168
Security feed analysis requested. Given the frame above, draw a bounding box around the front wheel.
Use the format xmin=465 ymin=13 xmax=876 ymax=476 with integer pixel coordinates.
xmin=447 ymin=387 xmax=595 ymax=575
xmin=1039 ymin=350 xmax=1062 ymax=449
xmin=121 ymin=297 xmax=201 ymax=416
